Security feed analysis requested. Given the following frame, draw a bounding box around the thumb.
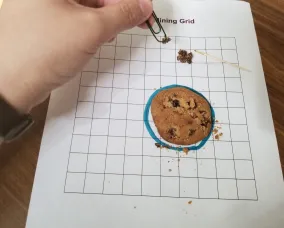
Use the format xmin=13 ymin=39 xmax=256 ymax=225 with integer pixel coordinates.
xmin=97 ymin=0 xmax=152 ymax=40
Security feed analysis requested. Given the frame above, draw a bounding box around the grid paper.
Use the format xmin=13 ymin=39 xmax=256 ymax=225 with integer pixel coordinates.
xmin=64 ymin=34 xmax=257 ymax=200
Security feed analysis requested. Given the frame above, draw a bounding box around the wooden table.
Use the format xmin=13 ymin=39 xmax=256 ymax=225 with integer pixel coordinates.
xmin=0 ymin=1 xmax=283 ymax=227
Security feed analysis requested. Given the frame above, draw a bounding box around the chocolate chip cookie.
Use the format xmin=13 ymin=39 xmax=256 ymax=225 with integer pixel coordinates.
xmin=151 ymin=87 xmax=212 ymax=145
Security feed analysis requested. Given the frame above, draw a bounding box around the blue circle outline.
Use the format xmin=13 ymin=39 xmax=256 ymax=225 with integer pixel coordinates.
xmin=143 ymin=84 xmax=215 ymax=152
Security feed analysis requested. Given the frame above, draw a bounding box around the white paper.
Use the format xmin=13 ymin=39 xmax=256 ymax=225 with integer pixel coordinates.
xmin=26 ymin=1 xmax=284 ymax=228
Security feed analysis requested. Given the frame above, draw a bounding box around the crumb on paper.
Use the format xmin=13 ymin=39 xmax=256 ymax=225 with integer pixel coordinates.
xmin=169 ymin=169 xmax=172 ymax=172
xmin=188 ymin=201 xmax=192 ymax=205
xmin=162 ymin=36 xmax=171 ymax=44
xmin=155 ymin=143 xmax=171 ymax=150
xmin=215 ymin=134 xmax=220 ymax=140
xmin=177 ymin=49 xmax=193 ymax=64
xmin=213 ymin=129 xmax=218 ymax=134
xmin=155 ymin=143 xmax=161 ymax=148
xmin=183 ymin=147 xmax=189 ymax=155
xmin=215 ymin=119 xmax=219 ymax=123
xmin=134 ymin=206 xmax=136 ymax=209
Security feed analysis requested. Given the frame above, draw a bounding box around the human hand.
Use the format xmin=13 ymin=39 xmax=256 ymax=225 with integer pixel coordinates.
xmin=0 ymin=0 xmax=153 ymax=113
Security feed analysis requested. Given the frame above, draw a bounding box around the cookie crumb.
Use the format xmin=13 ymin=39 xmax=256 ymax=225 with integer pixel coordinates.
xmin=183 ymin=147 xmax=189 ymax=155
xmin=134 ymin=206 xmax=136 ymax=209
xmin=177 ymin=49 xmax=193 ymax=64
xmin=188 ymin=201 xmax=192 ymax=205
xmin=213 ymin=129 xmax=218 ymax=134
xmin=169 ymin=169 xmax=172 ymax=172
xmin=215 ymin=120 xmax=219 ymax=123
xmin=155 ymin=143 xmax=161 ymax=148
xmin=162 ymin=36 xmax=171 ymax=44
xmin=215 ymin=134 xmax=220 ymax=140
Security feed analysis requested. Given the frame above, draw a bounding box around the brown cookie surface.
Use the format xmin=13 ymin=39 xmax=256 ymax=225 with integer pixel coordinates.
xmin=151 ymin=87 xmax=212 ymax=145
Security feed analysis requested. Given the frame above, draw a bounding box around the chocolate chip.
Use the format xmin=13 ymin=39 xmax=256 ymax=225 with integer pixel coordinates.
xmin=188 ymin=129 xmax=196 ymax=136
xmin=172 ymin=99 xmax=180 ymax=107
xmin=168 ymin=128 xmax=177 ymax=137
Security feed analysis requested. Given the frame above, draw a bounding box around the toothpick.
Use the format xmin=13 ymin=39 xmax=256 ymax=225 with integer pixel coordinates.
xmin=194 ymin=50 xmax=251 ymax=72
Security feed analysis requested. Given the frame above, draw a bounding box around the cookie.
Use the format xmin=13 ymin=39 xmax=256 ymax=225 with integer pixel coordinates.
xmin=151 ymin=87 xmax=212 ymax=145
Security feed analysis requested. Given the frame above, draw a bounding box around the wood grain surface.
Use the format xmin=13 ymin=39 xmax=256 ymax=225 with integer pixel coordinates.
xmin=0 ymin=1 xmax=283 ymax=227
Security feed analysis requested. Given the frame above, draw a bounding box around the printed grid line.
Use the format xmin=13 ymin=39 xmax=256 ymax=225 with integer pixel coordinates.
xmin=64 ymin=35 xmax=257 ymax=201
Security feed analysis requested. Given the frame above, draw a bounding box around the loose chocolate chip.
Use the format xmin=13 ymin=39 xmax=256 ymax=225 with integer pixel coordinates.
xmin=172 ymin=99 xmax=180 ymax=107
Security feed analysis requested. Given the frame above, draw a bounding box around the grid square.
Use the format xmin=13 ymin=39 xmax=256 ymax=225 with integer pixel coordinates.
xmin=222 ymin=50 xmax=238 ymax=63
xmin=176 ymin=63 xmax=191 ymax=76
xmin=198 ymin=159 xmax=216 ymax=178
xmin=124 ymin=155 xmax=142 ymax=175
xmin=91 ymin=119 xmax=109 ymax=135
xmin=84 ymin=58 xmax=99 ymax=71
xmin=216 ymin=160 xmax=236 ymax=178
xmin=146 ymin=36 xmax=161 ymax=48
xmin=221 ymin=38 xmax=236 ymax=49
xmin=209 ymin=78 xmax=226 ymax=91
xmin=132 ymin=35 xmax=146 ymax=48
xmin=84 ymin=174 xmax=104 ymax=193
xmin=143 ymin=156 xmax=160 ymax=175
xmin=131 ymin=47 xmax=145 ymax=61
xmin=98 ymin=59 xmax=114 ymax=73
xmin=179 ymin=158 xmax=197 ymax=177
xmin=78 ymin=86 xmax=95 ymax=102
xmin=161 ymin=76 xmax=176 ymax=87
xmin=107 ymin=137 xmax=125 ymax=155
xmin=103 ymin=174 xmax=123 ymax=194
xmin=117 ymin=34 xmax=131 ymax=46
xmin=225 ymin=78 xmax=242 ymax=92
xmin=74 ymin=118 xmax=92 ymax=135
xmin=199 ymin=178 xmax=218 ymax=198
xmin=197 ymin=141 xmax=215 ymax=159
xmin=214 ymin=108 xmax=229 ymax=124
xmin=191 ymin=38 xmax=206 ymax=49
xmin=115 ymin=47 xmax=130 ymax=60
xmin=105 ymin=155 xmax=124 ymax=174
xmin=96 ymin=73 xmax=113 ymax=87
xmin=161 ymin=177 xmax=179 ymax=197
xmin=89 ymin=136 xmax=108 ymax=154
xmin=100 ymin=46 xmax=115 ymax=59
xmin=193 ymin=77 xmax=209 ymax=91
xmin=224 ymin=64 xmax=240 ymax=78
xmin=109 ymin=119 xmax=126 ymax=136
xmin=93 ymin=103 xmax=111 ymax=119
xmin=192 ymin=64 xmax=207 ymax=77
xmin=144 ymin=89 xmax=156 ymax=104
xmin=214 ymin=141 xmax=233 ymax=159
xmin=206 ymin=38 xmax=221 ymax=49
xmin=110 ymin=103 xmax=127 ymax=119
xmin=192 ymin=50 xmax=207 ymax=63
xmin=207 ymin=50 xmax=222 ymax=63
xmin=145 ymin=76 xmax=160 ymax=89
xmin=113 ymin=74 xmax=129 ymax=88
xmin=86 ymin=154 xmax=106 ymax=173
xmin=229 ymin=108 xmax=246 ymax=124
xmin=176 ymin=37 xmax=190 ymax=50
xmin=130 ymin=61 xmax=145 ymax=74
xmin=230 ymin=125 xmax=249 ymax=141
xmin=68 ymin=153 xmax=87 ymax=172
xmin=128 ymin=89 xmax=144 ymax=104
xmin=218 ymin=179 xmax=238 ymax=199
xmin=210 ymin=92 xmax=227 ymax=107
xmin=180 ymin=178 xmax=198 ymax=197
xmin=146 ymin=48 xmax=160 ymax=61
xmin=65 ymin=173 xmax=85 ymax=193
xmin=81 ymin=72 xmax=97 ymax=86
xmin=208 ymin=63 xmax=224 ymax=77
xmin=127 ymin=104 xmax=144 ymax=120
xmin=126 ymin=120 xmax=143 ymax=137
xmin=71 ymin=135 xmax=90 ymax=153
xmin=123 ymin=175 xmax=141 ymax=195
xmin=177 ymin=77 xmax=193 ymax=87
xmin=129 ymin=75 xmax=144 ymax=89
xmin=146 ymin=62 xmax=160 ymax=75
xmin=232 ymin=142 xmax=251 ymax=159
xmin=161 ymin=62 xmax=176 ymax=76
xmin=227 ymin=92 xmax=244 ymax=107
xmin=237 ymin=180 xmax=257 ymax=200
xmin=142 ymin=176 xmax=160 ymax=196
xmin=114 ymin=60 xmax=129 ymax=74
xmin=161 ymin=157 xmax=179 ymax=176
xmin=161 ymin=49 xmax=176 ymax=62
xmin=235 ymin=160 xmax=254 ymax=179
xmin=143 ymin=138 xmax=160 ymax=157
xmin=95 ymin=87 xmax=112 ymax=102
xmin=125 ymin=137 xmax=143 ymax=155
xmin=112 ymin=88 xmax=128 ymax=103
xmin=76 ymin=102 xmax=93 ymax=118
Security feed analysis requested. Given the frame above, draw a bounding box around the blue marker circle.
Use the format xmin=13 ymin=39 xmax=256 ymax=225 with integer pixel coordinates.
xmin=143 ymin=84 xmax=215 ymax=152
